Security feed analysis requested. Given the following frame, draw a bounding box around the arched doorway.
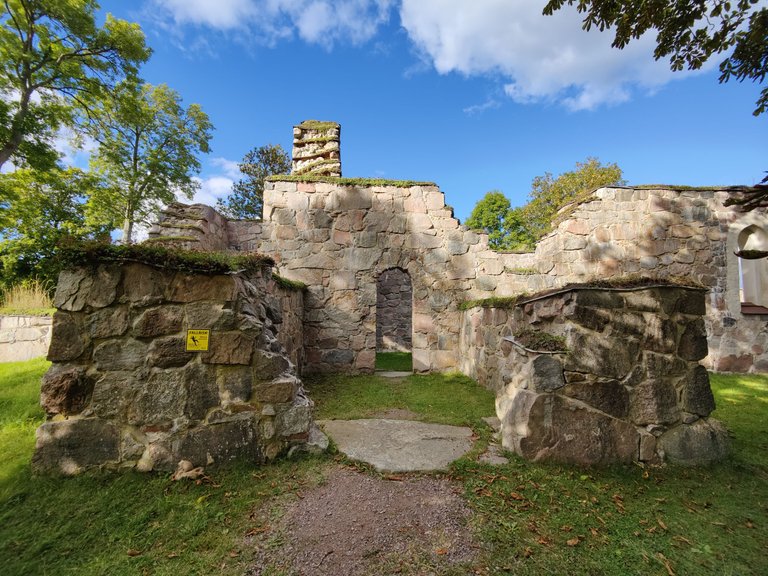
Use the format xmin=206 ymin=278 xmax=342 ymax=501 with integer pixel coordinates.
xmin=376 ymin=268 xmax=413 ymax=369
xmin=737 ymin=224 xmax=768 ymax=311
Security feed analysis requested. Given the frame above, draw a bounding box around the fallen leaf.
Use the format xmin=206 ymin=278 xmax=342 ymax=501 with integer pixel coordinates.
xmin=566 ymin=537 xmax=580 ymax=547
xmin=658 ymin=518 xmax=668 ymax=530
xmin=127 ymin=549 xmax=142 ymax=557
xmin=673 ymin=536 xmax=692 ymax=546
xmin=560 ymin=525 xmax=573 ymax=533
xmin=385 ymin=475 xmax=405 ymax=481
xmin=510 ymin=492 xmax=525 ymax=501
xmin=590 ymin=528 xmax=599 ymax=537
xmin=745 ymin=520 xmax=755 ymax=529
xmin=167 ymin=552 xmax=179 ymax=559
xmin=245 ymin=526 xmax=270 ymax=537
xmin=229 ymin=550 xmax=240 ymax=558
xmin=536 ymin=536 xmax=551 ymax=546
xmin=657 ymin=552 xmax=675 ymax=576
xmin=435 ymin=547 xmax=449 ymax=555
xmin=523 ymin=547 xmax=533 ymax=558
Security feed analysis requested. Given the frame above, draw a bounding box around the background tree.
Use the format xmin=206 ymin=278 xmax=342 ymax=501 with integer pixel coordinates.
xmin=543 ymin=0 xmax=767 ymax=208
xmin=0 ymin=167 xmax=113 ymax=290
xmin=522 ymin=157 xmax=624 ymax=242
xmin=466 ymin=158 xmax=624 ymax=251
xmin=0 ymin=0 xmax=149 ymax=170
xmin=216 ymin=144 xmax=291 ymax=219
xmin=87 ymin=80 xmax=213 ymax=244
xmin=543 ymin=0 xmax=767 ymax=115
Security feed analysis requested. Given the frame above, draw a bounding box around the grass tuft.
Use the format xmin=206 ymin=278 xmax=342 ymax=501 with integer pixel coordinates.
xmin=1 ymin=281 xmax=53 ymax=313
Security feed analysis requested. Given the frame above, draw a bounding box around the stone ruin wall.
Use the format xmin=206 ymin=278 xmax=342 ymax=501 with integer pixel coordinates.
xmin=148 ymin=181 xmax=767 ymax=375
xmin=460 ymin=285 xmax=730 ymax=466
xmin=514 ymin=187 xmax=768 ymax=373
xmin=376 ymin=268 xmax=412 ymax=352
xmin=0 ymin=314 xmax=52 ymax=362
xmin=34 ymin=262 xmax=312 ymax=475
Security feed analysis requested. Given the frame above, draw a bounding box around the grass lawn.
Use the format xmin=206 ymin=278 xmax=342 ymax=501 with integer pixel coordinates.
xmin=374 ymin=351 xmax=413 ymax=372
xmin=0 ymin=360 xmax=766 ymax=575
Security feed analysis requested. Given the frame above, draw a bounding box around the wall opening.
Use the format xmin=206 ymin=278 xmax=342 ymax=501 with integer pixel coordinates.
xmin=376 ymin=268 xmax=413 ymax=356
xmin=737 ymin=224 xmax=768 ymax=313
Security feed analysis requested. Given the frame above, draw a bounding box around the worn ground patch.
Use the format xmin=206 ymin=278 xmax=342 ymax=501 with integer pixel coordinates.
xmin=245 ymin=466 xmax=478 ymax=575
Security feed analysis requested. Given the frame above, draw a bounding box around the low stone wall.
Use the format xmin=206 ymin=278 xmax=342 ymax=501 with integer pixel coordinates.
xmin=460 ymin=285 xmax=730 ymax=466
xmin=0 ymin=315 xmax=52 ymax=362
xmin=34 ymin=263 xmax=313 ymax=475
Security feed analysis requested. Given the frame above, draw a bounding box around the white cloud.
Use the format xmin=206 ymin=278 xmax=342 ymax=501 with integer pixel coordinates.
xmin=399 ymin=0 xmax=702 ymax=110
xmin=150 ymin=0 xmax=394 ymax=47
xmin=187 ymin=175 xmax=235 ymax=206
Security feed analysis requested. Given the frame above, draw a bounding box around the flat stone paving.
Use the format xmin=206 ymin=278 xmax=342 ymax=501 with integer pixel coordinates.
xmin=318 ymin=418 xmax=474 ymax=473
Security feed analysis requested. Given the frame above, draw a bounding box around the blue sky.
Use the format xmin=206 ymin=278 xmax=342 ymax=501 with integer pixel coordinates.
xmin=96 ymin=0 xmax=766 ymax=222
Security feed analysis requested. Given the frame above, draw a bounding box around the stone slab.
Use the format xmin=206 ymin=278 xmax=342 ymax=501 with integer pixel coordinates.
xmin=319 ymin=418 xmax=474 ymax=473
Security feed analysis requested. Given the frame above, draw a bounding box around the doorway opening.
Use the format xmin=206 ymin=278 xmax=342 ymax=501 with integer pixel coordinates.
xmin=375 ymin=268 xmax=413 ymax=371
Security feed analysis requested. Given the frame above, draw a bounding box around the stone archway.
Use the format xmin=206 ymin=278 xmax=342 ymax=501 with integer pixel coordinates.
xmin=376 ymin=268 xmax=413 ymax=353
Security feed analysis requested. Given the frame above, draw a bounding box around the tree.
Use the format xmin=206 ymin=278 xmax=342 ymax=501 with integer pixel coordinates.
xmin=0 ymin=167 xmax=113 ymax=290
xmin=0 ymin=0 xmax=149 ymax=171
xmin=216 ymin=144 xmax=291 ymax=219
xmin=522 ymin=157 xmax=624 ymax=242
xmin=87 ymin=80 xmax=213 ymax=244
xmin=543 ymin=1 xmax=767 ymax=115
xmin=466 ymin=158 xmax=624 ymax=251
xmin=465 ymin=191 xmax=530 ymax=250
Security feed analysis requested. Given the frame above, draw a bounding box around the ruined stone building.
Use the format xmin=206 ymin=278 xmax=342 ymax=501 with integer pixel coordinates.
xmin=149 ymin=120 xmax=768 ymax=375
xmin=34 ymin=120 xmax=764 ymax=473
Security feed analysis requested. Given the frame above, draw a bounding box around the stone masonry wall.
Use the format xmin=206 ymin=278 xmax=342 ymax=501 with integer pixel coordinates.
xmin=0 ymin=315 xmax=52 ymax=362
xmin=34 ymin=263 xmax=312 ymax=475
xmin=459 ymin=285 xmax=730 ymax=466
xmin=509 ymin=187 xmax=768 ymax=373
xmin=291 ymin=121 xmax=342 ymax=177
xmin=376 ymin=268 xmax=412 ymax=352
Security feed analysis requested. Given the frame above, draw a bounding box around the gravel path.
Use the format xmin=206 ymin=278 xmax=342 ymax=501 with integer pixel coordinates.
xmin=245 ymin=466 xmax=478 ymax=575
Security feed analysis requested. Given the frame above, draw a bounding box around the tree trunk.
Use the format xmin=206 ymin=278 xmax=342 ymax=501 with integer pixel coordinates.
xmin=121 ymin=218 xmax=134 ymax=245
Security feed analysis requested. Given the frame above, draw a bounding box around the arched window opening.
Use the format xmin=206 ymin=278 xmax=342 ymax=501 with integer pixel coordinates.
xmin=737 ymin=225 xmax=768 ymax=313
xmin=376 ymin=268 xmax=413 ymax=355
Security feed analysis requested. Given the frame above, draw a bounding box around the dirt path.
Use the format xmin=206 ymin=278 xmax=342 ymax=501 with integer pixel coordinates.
xmin=244 ymin=465 xmax=479 ymax=575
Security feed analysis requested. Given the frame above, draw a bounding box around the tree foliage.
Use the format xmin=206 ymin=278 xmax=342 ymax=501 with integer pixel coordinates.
xmin=543 ymin=1 xmax=768 ymax=116
xmin=467 ymin=158 xmax=624 ymax=251
xmin=0 ymin=167 xmax=113 ymax=290
xmin=216 ymin=144 xmax=291 ymax=219
xmin=0 ymin=0 xmax=149 ymax=170
xmin=87 ymin=80 xmax=213 ymax=244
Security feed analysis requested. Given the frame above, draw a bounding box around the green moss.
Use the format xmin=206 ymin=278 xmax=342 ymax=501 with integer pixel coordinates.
xmin=297 ymin=120 xmax=340 ymax=131
xmin=458 ymin=294 xmax=530 ymax=311
xmin=157 ymin=222 xmax=205 ymax=231
xmin=272 ymin=274 xmax=308 ymax=291
xmin=296 ymin=137 xmax=337 ymax=144
xmin=55 ymin=241 xmax=274 ymax=276
xmin=506 ymin=267 xmax=537 ymax=275
xmin=268 ymin=175 xmax=437 ymax=188
xmin=633 ymin=184 xmax=751 ymax=192
xmin=143 ymin=235 xmax=198 ymax=243
xmin=512 ymin=328 xmax=568 ymax=352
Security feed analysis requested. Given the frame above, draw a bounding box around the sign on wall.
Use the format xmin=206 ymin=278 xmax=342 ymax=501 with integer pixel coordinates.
xmin=186 ymin=329 xmax=210 ymax=351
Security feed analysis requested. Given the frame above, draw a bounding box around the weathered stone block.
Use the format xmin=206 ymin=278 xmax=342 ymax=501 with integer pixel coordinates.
xmin=87 ymin=306 xmax=130 ymax=339
xmin=218 ymin=365 xmax=253 ymax=403
xmin=254 ymin=375 xmax=298 ymax=403
xmin=168 ymin=274 xmax=234 ymax=303
xmin=47 ymin=312 xmax=89 ymax=362
xmin=681 ymin=365 xmax=715 ymax=417
xmin=128 ymin=369 xmax=187 ymax=428
xmin=90 ymin=371 xmax=137 ymax=420
xmin=202 ymin=332 xmax=255 ymax=365
xmin=564 ymin=329 xmax=637 ymax=380
xmin=93 ymin=338 xmax=148 ymax=371
xmin=134 ymin=306 xmax=184 ymax=337
xmin=185 ymin=363 xmax=218 ymax=421
xmin=54 ymin=265 xmax=120 ymax=311
xmin=122 ymin=263 xmax=168 ymax=305
xmin=176 ymin=417 xmax=262 ymax=467
xmin=40 ymin=365 xmax=93 ymax=416
xmin=33 ymin=419 xmax=119 ymax=475
xmin=561 ymin=379 xmax=629 ymax=418
xmin=529 ymin=355 xmax=565 ymax=392
xmin=147 ymin=336 xmax=194 ymax=368
xmin=658 ymin=418 xmax=730 ymax=466
xmin=678 ymin=318 xmax=708 ymax=361
xmin=630 ymin=379 xmax=680 ymax=426
xmin=276 ymin=395 xmax=313 ymax=437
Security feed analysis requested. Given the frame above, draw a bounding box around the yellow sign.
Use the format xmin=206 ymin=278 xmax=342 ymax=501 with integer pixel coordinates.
xmin=186 ymin=329 xmax=210 ymax=351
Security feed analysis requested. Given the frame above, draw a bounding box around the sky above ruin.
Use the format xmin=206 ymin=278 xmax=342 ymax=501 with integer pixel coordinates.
xmin=91 ymin=0 xmax=767 ymax=222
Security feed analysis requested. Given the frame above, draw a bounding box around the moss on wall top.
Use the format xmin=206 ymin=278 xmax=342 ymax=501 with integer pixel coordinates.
xmin=296 ymin=120 xmax=340 ymax=131
xmin=56 ymin=242 xmax=274 ymax=276
xmin=268 ymin=174 xmax=437 ymax=188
